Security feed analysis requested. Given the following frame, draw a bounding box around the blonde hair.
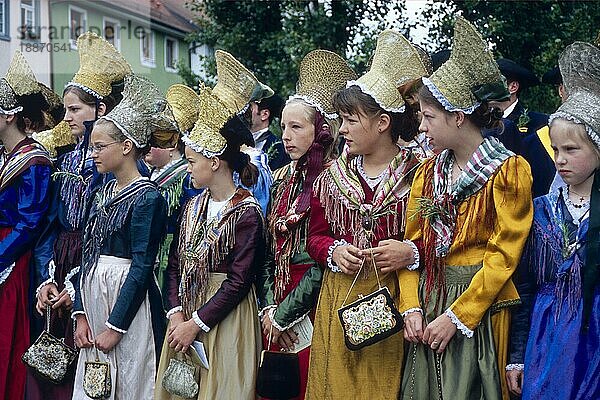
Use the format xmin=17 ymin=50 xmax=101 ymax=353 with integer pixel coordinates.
xmin=284 ymin=98 xmax=340 ymax=161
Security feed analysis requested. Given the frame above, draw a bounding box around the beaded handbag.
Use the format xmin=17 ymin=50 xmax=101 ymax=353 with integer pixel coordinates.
xmin=22 ymin=305 xmax=78 ymax=384
xmin=337 ymin=247 xmax=403 ymax=351
xmin=83 ymin=346 xmax=112 ymax=399
xmin=162 ymin=352 xmax=199 ymax=399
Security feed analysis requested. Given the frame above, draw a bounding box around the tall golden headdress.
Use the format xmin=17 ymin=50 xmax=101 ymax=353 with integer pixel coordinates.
xmin=347 ymin=30 xmax=428 ymax=113
xmin=422 ymin=17 xmax=509 ymax=113
xmin=99 ymin=74 xmax=178 ymax=148
xmin=288 ymin=50 xmax=357 ymax=119
xmin=33 ymin=121 xmax=75 ymax=159
xmin=182 ymin=82 xmax=230 ymax=157
xmin=166 ymin=84 xmax=201 ymax=134
xmin=66 ymin=32 xmax=132 ymax=99
xmin=212 ymin=50 xmax=274 ymax=114
xmin=549 ymin=41 xmax=600 ymax=148
xmin=1 ymin=51 xmax=41 ymax=114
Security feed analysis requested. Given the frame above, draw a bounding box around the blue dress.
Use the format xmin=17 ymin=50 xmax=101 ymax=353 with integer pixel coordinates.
xmin=509 ymin=186 xmax=600 ymax=399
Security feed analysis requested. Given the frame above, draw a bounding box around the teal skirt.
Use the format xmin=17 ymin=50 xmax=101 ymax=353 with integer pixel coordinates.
xmin=401 ymin=264 xmax=502 ymax=400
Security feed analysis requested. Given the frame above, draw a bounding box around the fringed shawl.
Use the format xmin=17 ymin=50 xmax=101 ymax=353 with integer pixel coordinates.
xmin=269 ymin=166 xmax=310 ymax=301
xmin=152 ymin=158 xmax=188 ymax=217
xmin=527 ymin=187 xmax=588 ymax=320
xmin=82 ymin=178 xmax=156 ymax=280
xmin=312 ymin=147 xmax=419 ymax=249
xmin=0 ymin=137 xmax=51 ymax=192
xmin=178 ymin=188 xmax=262 ymax=319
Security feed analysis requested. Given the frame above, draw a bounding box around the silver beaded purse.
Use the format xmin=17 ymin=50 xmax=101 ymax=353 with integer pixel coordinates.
xmin=83 ymin=346 xmax=112 ymax=399
xmin=162 ymin=353 xmax=199 ymax=399
xmin=21 ymin=305 xmax=77 ymax=384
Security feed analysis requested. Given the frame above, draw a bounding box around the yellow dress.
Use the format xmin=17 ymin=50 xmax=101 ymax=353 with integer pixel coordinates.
xmin=398 ymin=155 xmax=533 ymax=400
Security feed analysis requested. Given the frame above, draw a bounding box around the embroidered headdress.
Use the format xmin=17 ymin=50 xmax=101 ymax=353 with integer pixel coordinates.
xmin=212 ymin=50 xmax=274 ymax=114
xmin=549 ymin=41 xmax=600 ymax=148
xmin=288 ymin=50 xmax=357 ymax=120
xmin=347 ymin=30 xmax=428 ymax=113
xmin=0 ymin=51 xmax=41 ymax=114
xmin=422 ymin=16 xmax=509 ymax=114
xmin=33 ymin=121 xmax=75 ymax=159
xmin=99 ymin=74 xmax=178 ymax=148
xmin=166 ymin=84 xmax=201 ymax=134
xmin=182 ymin=82 xmax=230 ymax=157
xmin=66 ymin=32 xmax=132 ymax=100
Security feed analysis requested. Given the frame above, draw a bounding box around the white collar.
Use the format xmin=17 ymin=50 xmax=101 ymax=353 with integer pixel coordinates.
xmin=502 ymin=99 xmax=519 ymax=119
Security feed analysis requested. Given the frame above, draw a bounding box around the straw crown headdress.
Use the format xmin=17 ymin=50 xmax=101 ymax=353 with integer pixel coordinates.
xmin=182 ymin=82 xmax=231 ymax=158
xmin=166 ymin=84 xmax=201 ymax=134
xmin=1 ymin=51 xmax=41 ymax=114
xmin=33 ymin=121 xmax=75 ymax=159
xmin=288 ymin=50 xmax=357 ymax=119
xmin=99 ymin=74 xmax=178 ymax=148
xmin=347 ymin=30 xmax=428 ymax=113
xmin=549 ymin=41 xmax=600 ymax=148
xmin=212 ymin=50 xmax=274 ymax=114
xmin=66 ymin=32 xmax=132 ymax=100
xmin=422 ymin=16 xmax=509 ymax=114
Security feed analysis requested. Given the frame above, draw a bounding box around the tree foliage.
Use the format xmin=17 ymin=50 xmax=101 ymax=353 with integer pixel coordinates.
xmin=184 ymin=0 xmax=409 ymax=97
xmin=419 ymin=0 xmax=600 ymax=113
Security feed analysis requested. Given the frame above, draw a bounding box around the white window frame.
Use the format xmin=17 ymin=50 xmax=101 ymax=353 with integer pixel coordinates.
xmin=164 ymin=36 xmax=179 ymax=73
xmin=68 ymin=5 xmax=87 ymax=49
xmin=0 ymin=0 xmax=7 ymax=37
xmin=20 ymin=0 xmax=35 ymax=39
xmin=140 ymin=29 xmax=156 ymax=68
xmin=103 ymin=17 xmax=121 ymax=51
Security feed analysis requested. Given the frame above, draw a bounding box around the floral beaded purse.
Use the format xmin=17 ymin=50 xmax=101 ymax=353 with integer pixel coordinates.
xmin=337 ymin=246 xmax=403 ymax=351
xmin=162 ymin=352 xmax=199 ymax=399
xmin=83 ymin=346 xmax=112 ymax=399
xmin=21 ymin=305 xmax=78 ymax=384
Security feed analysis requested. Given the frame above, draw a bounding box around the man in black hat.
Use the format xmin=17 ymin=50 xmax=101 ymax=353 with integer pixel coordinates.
xmin=250 ymin=94 xmax=291 ymax=171
xmin=492 ymin=58 xmax=549 ymax=136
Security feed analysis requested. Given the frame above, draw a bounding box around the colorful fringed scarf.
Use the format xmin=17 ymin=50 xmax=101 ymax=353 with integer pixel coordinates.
xmin=313 ymin=146 xmax=419 ymax=249
xmin=82 ymin=178 xmax=156 ymax=280
xmin=178 ymin=188 xmax=263 ymax=319
xmin=0 ymin=137 xmax=51 ymax=192
xmin=152 ymin=158 xmax=188 ymax=217
xmin=269 ymin=166 xmax=310 ymax=301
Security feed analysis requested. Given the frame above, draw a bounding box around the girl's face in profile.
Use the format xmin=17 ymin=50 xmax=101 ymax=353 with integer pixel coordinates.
xmin=550 ymin=119 xmax=600 ymax=187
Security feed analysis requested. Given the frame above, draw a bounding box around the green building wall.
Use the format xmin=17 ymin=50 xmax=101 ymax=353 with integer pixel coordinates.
xmin=50 ymin=1 xmax=190 ymax=95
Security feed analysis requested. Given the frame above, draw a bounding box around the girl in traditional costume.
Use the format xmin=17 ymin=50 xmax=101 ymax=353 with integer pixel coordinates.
xmin=146 ymin=84 xmax=201 ymax=293
xmin=156 ymin=84 xmax=265 ymax=400
xmin=398 ymin=17 xmax=533 ymax=400
xmin=506 ymin=41 xmax=600 ymax=400
xmin=32 ymin=32 xmax=131 ymax=400
xmin=257 ymin=49 xmax=356 ymax=400
xmin=305 ymin=31 xmax=428 ymax=400
xmin=211 ymin=50 xmax=275 ymax=215
xmin=0 ymin=51 xmax=53 ymax=400
xmin=71 ymin=74 xmax=178 ymax=400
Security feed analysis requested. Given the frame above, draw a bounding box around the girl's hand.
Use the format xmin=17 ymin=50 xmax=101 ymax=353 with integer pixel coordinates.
xmin=36 ymin=283 xmax=59 ymax=315
xmin=261 ymin=312 xmax=283 ymax=344
xmin=506 ymin=369 xmax=524 ymax=396
xmin=332 ymin=244 xmax=363 ymax=274
xmin=95 ymin=329 xmax=123 ymax=353
xmin=422 ymin=313 xmax=457 ymax=354
xmin=74 ymin=315 xmax=94 ymax=349
xmin=168 ymin=320 xmax=201 ymax=353
xmin=52 ymin=289 xmax=73 ymax=311
xmin=361 ymin=239 xmax=415 ymax=273
xmin=277 ymin=329 xmax=299 ymax=351
xmin=403 ymin=310 xmax=424 ymax=343
xmin=167 ymin=311 xmax=185 ymax=336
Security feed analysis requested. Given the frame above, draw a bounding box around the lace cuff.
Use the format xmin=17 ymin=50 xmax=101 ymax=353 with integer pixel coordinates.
xmin=35 ymin=260 xmax=58 ymax=297
xmin=192 ymin=311 xmax=211 ymax=333
xmin=505 ymin=364 xmax=524 ymax=371
xmin=63 ymin=266 xmax=80 ymax=301
xmin=401 ymin=307 xmax=423 ymax=318
xmin=166 ymin=306 xmax=183 ymax=320
xmin=258 ymin=305 xmax=277 ymax=319
xmin=71 ymin=311 xmax=86 ymax=320
xmin=327 ymin=239 xmax=348 ymax=273
xmin=445 ymin=308 xmax=474 ymax=338
xmin=402 ymin=240 xmax=420 ymax=271
xmin=269 ymin=307 xmax=309 ymax=332
xmin=105 ymin=321 xmax=127 ymax=334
